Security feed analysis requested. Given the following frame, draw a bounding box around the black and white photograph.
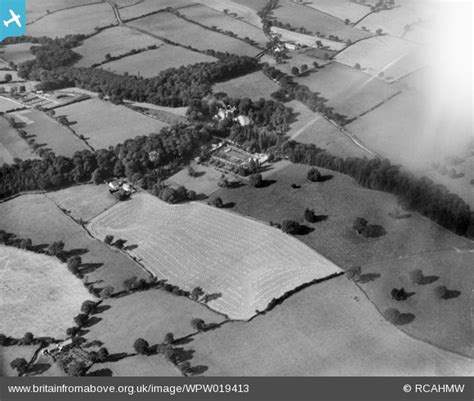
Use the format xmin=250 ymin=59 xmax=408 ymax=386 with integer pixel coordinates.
xmin=0 ymin=0 xmax=472 ymax=400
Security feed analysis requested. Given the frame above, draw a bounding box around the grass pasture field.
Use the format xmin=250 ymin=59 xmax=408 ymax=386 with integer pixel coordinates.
xmin=335 ymin=35 xmax=426 ymax=81
xmin=87 ymin=192 xmax=342 ymax=320
xmin=55 ymin=99 xmax=169 ymax=149
xmin=270 ymin=0 xmax=371 ymax=42
xmin=26 ymin=0 xmax=101 ymax=23
xmin=213 ymin=163 xmax=474 ymax=269
xmin=306 ymin=0 xmax=371 ymax=22
xmin=101 ymin=45 xmax=217 ymax=78
xmin=0 ymin=246 xmax=94 ymax=338
xmin=346 ymin=91 xmax=438 ymax=169
xmin=179 ymin=4 xmax=268 ymax=47
xmin=128 ymin=12 xmax=260 ymax=57
xmin=231 ymin=0 xmax=269 ymax=13
xmin=0 ymin=117 xmax=38 ymax=165
xmin=83 ymin=290 xmax=226 ymax=355
xmin=27 ymin=3 xmax=117 ymax=37
xmin=75 ymin=26 xmax=163 ymax=67
xmin=213 ymin=71 xmax=280 ymax=100
xmin=188 ymin=276 xmax=473 ymax=375
xmin=286 ymin=100 xmax=369 ymax=158
xmin=0 ymin=346 xmax=40 ymax=376
xmin=0 ymin=43 xmax=35 ymax=66
xmin=118 ymin=0 xmax=197 ymax=21
xmin=9 ymin=109 xmax=89 ymax=158
xmin=91 ymin=355 xmax=180 ymax=377
xmin=194 ymin=0 xmax=264 ymax=29
xmin=357 ymin=250 xmax=474 ymax=357
xmin=45 ymin=184 xmax=119 ymax=222
xmin=0 ymin=97 xmax=24 ymax=113
xmin=0 ymin=195 xmax=149 ymax=293
xmin=295 ymin=62 xmax=400 ymax=119
xmin=165 ymin=163 xmax=231 ymax=196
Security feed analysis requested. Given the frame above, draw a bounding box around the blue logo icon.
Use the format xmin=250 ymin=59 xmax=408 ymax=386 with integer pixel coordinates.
xmin=0 ymin=0 xmax=26 ymax=41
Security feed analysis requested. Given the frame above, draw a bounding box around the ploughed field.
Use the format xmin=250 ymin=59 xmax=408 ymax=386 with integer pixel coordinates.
xmin=87 ymin=193 xmax=342 ymax=320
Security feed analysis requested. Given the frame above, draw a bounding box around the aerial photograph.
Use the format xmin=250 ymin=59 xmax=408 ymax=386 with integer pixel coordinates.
xmin=0 ymin=0 xmax=472 ymax=383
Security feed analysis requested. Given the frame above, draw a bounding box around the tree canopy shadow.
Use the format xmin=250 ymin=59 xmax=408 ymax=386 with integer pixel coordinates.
xmin=441 ymin=289 xmax=461 ymax=300
xmin=28 ymin=363 xmax=51 ymax=375
xmin=258 ymin=179 xmax=277 ymax=188
xmin=294 ymin=225 xmax=315 ymax=235
xmin=418 ymin=275 xmax=439 ymax=285
xmin=187 ymin=365 xmax=208 ymax=376
xmin=79 ymin=263 xmax=103 ymax=274
xmin=123 ymin=244 xmax=138 ymax=251
xmin=92 ymin=305 xmax=111 ymax=315
xmin=396 ymin=313 xmax=415 ymax=325
xmin=356 ymin=273 xmax=381 ymax=284
xmin=106 ymin=352 xmax=129 ymax=362
xmin=87 ymin=368 xmax=113 ymax=376
xmin=63 ymin=248 xmax=89 ymax=259
xmin=221 ymin=201 xmax=235 ymax=209
xmin=193 ymin=171 xmax=206 ymax=178
xmin=172 ymin=347 xmax=195 ymax=363
xmin=84 ymin=316 xmax=102 ymax=328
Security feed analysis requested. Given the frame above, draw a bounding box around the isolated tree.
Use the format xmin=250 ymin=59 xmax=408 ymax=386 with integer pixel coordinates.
xmin=104 ymin=235 xmax=114 ymax=245
xmin=80 ymin=300 xmax=97 ymax=315
xmin=211 ymin=197 xmax=223 ymax=208
xmin=383 ymin=308 xmax=400 ymax=324
xmin=133 ymin=338 xmax=149 ymax=355
xmin=344 ymin=18 xmax=350 ymax=25
xmin=218 ymin=175 xmax=229 ymax=188
xmin=163 ymin=332 xmax=174 ymax=345
xmin=68 ymin=361 xmax=87 ymax=377
xmin=307 ymin=167 xmax=322 ymax=182
xmin=188 ymin=166 xmax=196 ymax=177
xmin=249 ymin=173 xmax=263 ymax=188
xmin=434 ymin=285 xmax=449 ymax=299
xmin=391 ymin=288 xmax=408 ymax=301
xmin=113 ymin=239 xmax=126 ymax=249
xmin=66 ymin=326 xmax=79 ymax=337
xmin=4 ymin=73 xmax=12 ymax=83
xmin=300 ymin=64 xmax=308 ymax=73
xmin=179 ymin=361 xmax=192 ymax=375
xmin=304 ymin=208 xmax=317 ymax=223
xmin=409 ymin=269 xmax=424 ymax=285
xmin=10 ymin=358 xmax=28 ymax=375
xmin=281 ymin=220 xmax=302 ymax=235
xmin=0 ymin=334 xmax=7 ymax=346
xmin=291 ymin=66 xmax=299 ymax=76
xmin=191 ymin=318 xmax=206 ymax=332
xmin=376 ymin=28 xmax=383 ymax=35
xmin=354 ymin=63 xmax=361 ymax=69
xmin=352 ymin=217 xmax=368 ymax=234
xmin=346 ymin=266 xmax=362 ymax=281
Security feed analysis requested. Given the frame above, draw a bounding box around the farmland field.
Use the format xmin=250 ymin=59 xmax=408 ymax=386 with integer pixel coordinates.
xmin=26 ymin=0 xmax=101 ymax=23
xmin=55 ymin=99 xmax=169 ymax=149
xmin=45 ymin=184 xmax=119 ymax=222
xmin=335 ymin=35 xmax=426 ymax=81
xmin=188 ymin=276 xmax=473 ymax=375
xmin=346 ymin=91 xmax=441 ymax=169
xmin=9 ymin=109 xmax=89 ymax=158
xmin=0 ymin=346 xmax=40 ymax=376
xmin=195 ymin=0 xmax=264 ymax=28
xmin=357 ymin=250 xmax=474 ymax=357
xmin=27 ymin=3 xmax=117 ymax=37
xmin=87 ymin=192 xmax=342 ymax=320
xmin=75 ymin=26 xmax=163 ymax=67
xmin=0 ymin=97 xmax=24 ymax=113
xmin=118 ymin=0 xmax=197 ymax=21
xmin=91 ymin=355 xmax=180 ymax=377
xmin=212 ymin=163 xmax=474 ymax=269
xmin=101 ymin=45 xmax=217 ymax=78
xmin=179 ymin=4 xmax=268 ymax=47
xmin=213 ymin=71 xmax=280 ymax=100
xmin=0 ymin=195 xmax=149 ymax=293
xmin=128 ymin=12 xmax=260 ymax=57
xmin=84 ymin=290 xmax=226 ymax=355
xmin=0 ymin=117 xmax=38 ymax=165
xmin=306 ymin=0 xmax=371 ymax=22
xmin=270 ymin=0 xmax=371 ymax=42
xmin=232 ymin=0 xmax=268 ymax=13
xmin=0 ymin=43 xmax=35 ymax=65
xmin=286 ymin=100 xmax=370 ymax=158
xmin=295 ymin=62 xmax=400 ymax=119
xmin=0 ymin=246 xmax=94 ymax=338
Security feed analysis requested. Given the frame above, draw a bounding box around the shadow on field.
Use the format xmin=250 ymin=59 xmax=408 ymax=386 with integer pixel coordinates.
xmin=106 ymin=352 xmax=130 ymax=362
xmin=318 ymin=174 xmax=333 ymax=182
xmin=28 ymin=363 xmax=51 ymax=375
xmin=187 ymin=365 xmax=208 ymax=376
xmin=295 ymin=225 xmax=314 ymax=235
xmin=193 ymin=171 xmax=206 ymax=178
xmin=221 ymin=201 xmax=236 ymax=209
xmin=418 ymin=275 xmax=439 ymax=285
xmin=93 ymin=305 xmax=111 ymax=315
xmin=123 ymin=244 xmax=138 ymax=251
xmin=84 ymin=316 xmax=102 ymax=328
xmin=84 ymin=340 xmax=104 ymax=348
xmin=258 ymin=179 xmax=277 ymax=188
xmin=172 ymin=347 xmax=195 ymax=363
xmin=80 ymin=263 xmax=103 ymax=274
xmin=441 ymin=289 xmax=461 ymax=300
xmin=356 ymin=273 xmax=381 ymax=284
xmin=63 ymin=248 xmax=89 ymax=259
xmin=87 ymin=368 xmax=113 ymax=377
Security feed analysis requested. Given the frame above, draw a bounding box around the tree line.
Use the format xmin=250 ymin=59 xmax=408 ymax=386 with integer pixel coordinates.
xmin=281 ymin=141 xmax=472 ymax=236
